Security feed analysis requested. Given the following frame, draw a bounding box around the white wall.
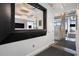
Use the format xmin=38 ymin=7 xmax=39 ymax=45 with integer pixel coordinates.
xmin=0 ymin=3 xmax=54 ymax=56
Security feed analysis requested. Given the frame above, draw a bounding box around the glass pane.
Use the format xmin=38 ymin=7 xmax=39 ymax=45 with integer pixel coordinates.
xmin=70 ymin=20 xmax=76 ymax=24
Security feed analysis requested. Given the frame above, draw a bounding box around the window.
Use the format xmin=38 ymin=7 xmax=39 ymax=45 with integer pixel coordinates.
xmin=69 ymin=16 xmax=76 ymax=32
xmin=54 ymin=16 xmax=61 ymax=32
xmin=54 ymin=18 xmax=61 ymax=27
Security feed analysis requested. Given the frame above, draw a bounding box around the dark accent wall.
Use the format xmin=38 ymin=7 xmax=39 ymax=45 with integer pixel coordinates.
xmin=70 ymin=24 xmax=75 ymax=27
xmin=0 ymin=4 xmax=11 ymax=42
xmin=15 ymin=23 xmax=24 ymax=28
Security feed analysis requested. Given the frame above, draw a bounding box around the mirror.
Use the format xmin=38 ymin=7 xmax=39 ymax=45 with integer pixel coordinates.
xmin=0 ymin=3 xmax=47 ymax=45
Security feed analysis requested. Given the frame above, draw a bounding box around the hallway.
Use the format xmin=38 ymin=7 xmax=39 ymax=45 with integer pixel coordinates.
xmin=0 ymin=3 xmax=79 ymax=56
xmin=36 ymin=39 xmax=76 ymax=56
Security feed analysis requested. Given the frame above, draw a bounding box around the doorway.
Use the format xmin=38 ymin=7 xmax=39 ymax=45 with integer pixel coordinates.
xmin=65 ymin=14 xmax=76 ymax=42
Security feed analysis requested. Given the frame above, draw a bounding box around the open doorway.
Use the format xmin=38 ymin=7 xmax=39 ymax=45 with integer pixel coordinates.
xmin=54 ymin=16 xmax=62 ymax=42
xmin=53 ymin=11 xmax=76 ymax=55
xmin=65 ymin=11 xmax=76 ymax=42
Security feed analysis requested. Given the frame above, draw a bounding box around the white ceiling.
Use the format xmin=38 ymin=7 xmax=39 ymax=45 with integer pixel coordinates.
xmin=48 ymin=3 xmax=78 ymax=14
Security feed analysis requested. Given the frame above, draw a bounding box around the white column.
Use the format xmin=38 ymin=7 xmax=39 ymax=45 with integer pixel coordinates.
xmin=76 ymin=9 xmax=79 ymax=55
xmin=60 ymin=13 xmax=65 ymax=39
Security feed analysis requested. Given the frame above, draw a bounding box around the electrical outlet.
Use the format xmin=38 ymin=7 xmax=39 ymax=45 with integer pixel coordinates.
xmin=32 ymin=44 xmax=35 ymax=48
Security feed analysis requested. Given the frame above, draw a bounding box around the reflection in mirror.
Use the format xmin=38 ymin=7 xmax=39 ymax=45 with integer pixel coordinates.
xmin=39 ymin=20 xmax=42 ymax=26
xmin=15 ymin=3 xmax=43 ymax=30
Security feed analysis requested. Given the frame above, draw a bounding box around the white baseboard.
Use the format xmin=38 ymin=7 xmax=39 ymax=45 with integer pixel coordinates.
xmin=26 ymin=41 xmax=54 ymax=56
